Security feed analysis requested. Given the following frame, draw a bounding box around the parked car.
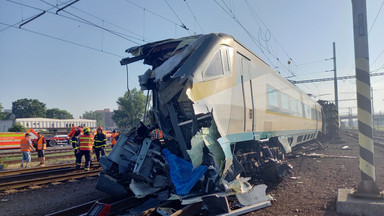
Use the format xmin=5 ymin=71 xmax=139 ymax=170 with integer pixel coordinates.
xmin=47 ymin=135 xmax=70 ymax=146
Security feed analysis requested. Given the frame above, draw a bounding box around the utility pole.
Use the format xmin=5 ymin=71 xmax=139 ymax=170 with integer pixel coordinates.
xmin=333 ymin=42 xmax=339 ymax=114
xmin=351 ymin=0 xmax=379 ymax=196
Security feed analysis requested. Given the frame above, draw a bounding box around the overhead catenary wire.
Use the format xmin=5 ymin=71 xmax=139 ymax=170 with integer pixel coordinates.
xmin=213 ymin=0 xmax=270 ymax=63
xmin=0 ymin=0 xmax=71 ymax=32
xmin=40 ymin=0 xmax=141 ymax=45
xmin=122 ymin=0 xmax=195 ymax=34
xmin=7 ymin=0 xmax=144 ymax=45
xmin=215 ymin=0 xmax=297 ymax=80
xmin=244 ymin=0 xmax=297 ymax=75
xmin=0 ymin=22 xmax=124 ymax=58
xmin=368 ymin=0 xmax=384 ymax=34
xmin=57 ymin=0 xmax=151 ymax=42
xmin=341 ymin=0 xmax=384 ymax=102
xmin=163 ymin=0 xmax=190 ymax=32
xmin=56 ymin=0 xmax=79 ymax=14
xmin=19 ymin=11 xmax=46 ymax=28
xmin=184 ymin=0 xmax=204 ymax=33
xmin=295 ymin=59 xmax=329 ymax=67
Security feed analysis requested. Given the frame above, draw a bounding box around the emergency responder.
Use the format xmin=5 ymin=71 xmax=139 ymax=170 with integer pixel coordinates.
xmin=71 ymin=127 xmax=81 ymax=169
xmin=35 ymin=132 xmax=47 ymax=166
xmin=20 ymin=133 xmax=35 ymax=168
xmin=77 ymin=127 xmax=93 ymax=171
xmin=93 ymin=126 xmax=107 ymax=162
xmin=111 ymin=130 xmax=119 ymax=148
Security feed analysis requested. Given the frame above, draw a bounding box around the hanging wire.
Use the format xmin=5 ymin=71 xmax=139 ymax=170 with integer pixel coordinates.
xmin=126 ymin=64 xmax=130 ymax=94
xmin=163 ymin=0 xmax=189 ymax=31
xmin=184 ymin=0 xmax=204 ymax=33
xmin=0 ymin=21 xmax=124 ymax=58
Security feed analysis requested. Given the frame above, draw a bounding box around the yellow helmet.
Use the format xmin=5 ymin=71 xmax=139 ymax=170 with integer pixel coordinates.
xmin=83 ymin=127 xmax=90 ymax=134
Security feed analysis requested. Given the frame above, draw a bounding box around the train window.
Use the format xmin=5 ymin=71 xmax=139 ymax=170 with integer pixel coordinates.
xmin=297 ymin=102 xmax=303 ymax=117
xmin=297 ymin=135 xmax=303 ymax=142
xmin=203 ymin=46 xmax=232 ymax=81
xmin=203 ymin=49 xmax=224 ymax=80
xmin=221 ymin=46 xmax=233 ymax=75
xmin=281 ymin=93 xmax=289 ymax=111
xmin=311 ymin=108 xmax=317 ymax=120
xmin=304 ymin=105 xmax=311 ymax=119
xmin=290 ymin=98 xmax=297 ymax=114
xmin=267 ymin=85 xmax=279 ymax=108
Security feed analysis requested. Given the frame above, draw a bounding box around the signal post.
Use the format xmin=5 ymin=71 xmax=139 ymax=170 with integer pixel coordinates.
xmin=337 ymin=1 xmax=384 ymax=215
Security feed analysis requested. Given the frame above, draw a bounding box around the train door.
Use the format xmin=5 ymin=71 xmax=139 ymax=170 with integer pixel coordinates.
xmin=238 ymin=54 xmax=254 ymax=132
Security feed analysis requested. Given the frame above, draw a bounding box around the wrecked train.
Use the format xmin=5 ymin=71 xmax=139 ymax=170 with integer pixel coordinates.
xmin=96 ymin=33 xmax=336 ymax=199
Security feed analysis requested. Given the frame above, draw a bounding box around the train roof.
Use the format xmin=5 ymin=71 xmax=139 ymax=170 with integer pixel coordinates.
xmin=120 ymin=33 xmax=320 ymax=106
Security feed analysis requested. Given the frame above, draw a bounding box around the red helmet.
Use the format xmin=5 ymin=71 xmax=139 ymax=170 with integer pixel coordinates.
xmin=97 ymin=126 xmax=103 ymax=131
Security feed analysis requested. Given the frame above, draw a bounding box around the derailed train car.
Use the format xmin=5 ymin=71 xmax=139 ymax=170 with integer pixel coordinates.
xmin=96 ymin=33 xmax=336 ymax=202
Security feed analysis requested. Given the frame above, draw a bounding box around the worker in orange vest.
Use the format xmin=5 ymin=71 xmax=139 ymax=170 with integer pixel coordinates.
xmin=20 ymin=133 xmax=35 ymax=168
xmin=77 ymin=127 xmax=94 ymax=171
xmin=150 ymin=129 xmax=163 ymax=140
xmin=111 ymin=130 xmax=119 ymax=148
xmin=35 ymin=132 xmax=47 ymax=166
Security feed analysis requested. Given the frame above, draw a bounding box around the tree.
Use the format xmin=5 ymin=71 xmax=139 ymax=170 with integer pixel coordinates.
xmin=12 ymin=98 xmax=46 ymax=118
xmin=0 ymin=103 xmax=6 ymax=120
xmin=82 ymin=110 xmax=105 ymax=128
xmin=8 ymin=123 xmax=27 ymax=132
xmin=112 ymin=88 xmax=149 ymax=128
xmin=47 ymin=108 xmax=73 ymax=119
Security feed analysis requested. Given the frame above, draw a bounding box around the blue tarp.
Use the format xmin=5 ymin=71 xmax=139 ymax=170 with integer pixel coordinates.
xmin=162 ymin=148 xmax=208 ymax=195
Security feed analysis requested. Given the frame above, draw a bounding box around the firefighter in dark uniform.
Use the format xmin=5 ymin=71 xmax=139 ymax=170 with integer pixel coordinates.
xmin=93 ymin=126 xmax=107 ymax=162
xmin=71 ymin=127 xmax=81 ymax=169
xmin=77 ymin=127 xmax=93 ymax=171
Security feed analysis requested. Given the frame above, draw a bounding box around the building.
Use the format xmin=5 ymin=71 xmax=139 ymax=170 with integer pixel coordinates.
xmin=95 ymin=108 xmax=116 ymax=129
xmin=15 ymin=118 xmax=97 ymax=131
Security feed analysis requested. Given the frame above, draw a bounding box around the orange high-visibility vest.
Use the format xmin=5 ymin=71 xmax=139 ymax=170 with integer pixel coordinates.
xmin=155 ymin=129 xmax=163 ymax=139
xmin=111 ymin=133 xmax=119 ymax=146
xmin=20 ymin=138 xmax=31 ymax=152
xmin=37 ymin=136 xmax=46 ymax=150
xmin=79 ymin=134 xmax=94 ymax=151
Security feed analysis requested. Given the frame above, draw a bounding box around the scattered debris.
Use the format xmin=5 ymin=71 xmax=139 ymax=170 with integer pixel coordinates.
xmin=300 ymin=153 xmax=357 ymax=159
xmin=316 ymin=139 xmax=326 ymax=150
xmin=290 ymin=176 xmax=302 ymax=180
xmin=96 ymin=33 xmax=304 ymax=214
xmin=341 ymin=145 xmax=351 ymax=150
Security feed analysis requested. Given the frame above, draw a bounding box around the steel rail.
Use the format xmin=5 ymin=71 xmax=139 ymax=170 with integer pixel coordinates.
xmin=1 ymin=147 xmax=73 ymax=156
xmin=0 ymin=169 xmax=100 ymax=191
xmin=45 ymin=196 xmax=115 ymax=216
xmin=0 ymin=163 xmax=76 ymax=177
xmin=45 ymin=196 xmax=145 ymax=216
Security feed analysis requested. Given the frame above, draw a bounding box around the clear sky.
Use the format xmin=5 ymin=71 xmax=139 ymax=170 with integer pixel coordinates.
xmin=1 ymin=0 xmax=384 ymax=119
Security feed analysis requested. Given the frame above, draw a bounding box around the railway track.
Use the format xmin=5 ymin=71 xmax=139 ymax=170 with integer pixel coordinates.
xmin=0 ymin=163 xmax=76 ymax=177
xmin=1 ymin=147 xmax=73 ymax=156
xmin=0 ymin=164 xmax=101 ymax=192
xmin=2 ymin=149 xmax=112 ymax=164
xmin=340 ymin=129 xmax=384 ymax=148
xmin=4 ymin=154 xmax=77 ymax=165
xmin=45 ymin=195 xmax=147 ymax=216
xmin=45 ymin=195 xmax=183 ymax=216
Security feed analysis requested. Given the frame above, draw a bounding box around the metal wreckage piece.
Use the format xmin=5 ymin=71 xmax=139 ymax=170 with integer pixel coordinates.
xmin=96 ymin=33 xmax=292 ymax=213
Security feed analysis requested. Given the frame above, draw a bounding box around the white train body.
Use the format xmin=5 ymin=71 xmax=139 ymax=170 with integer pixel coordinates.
xmin=97 ymin=33 xmax=327 ymax=198
xmin=183 ymin=35 xmax=322 ymax=151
